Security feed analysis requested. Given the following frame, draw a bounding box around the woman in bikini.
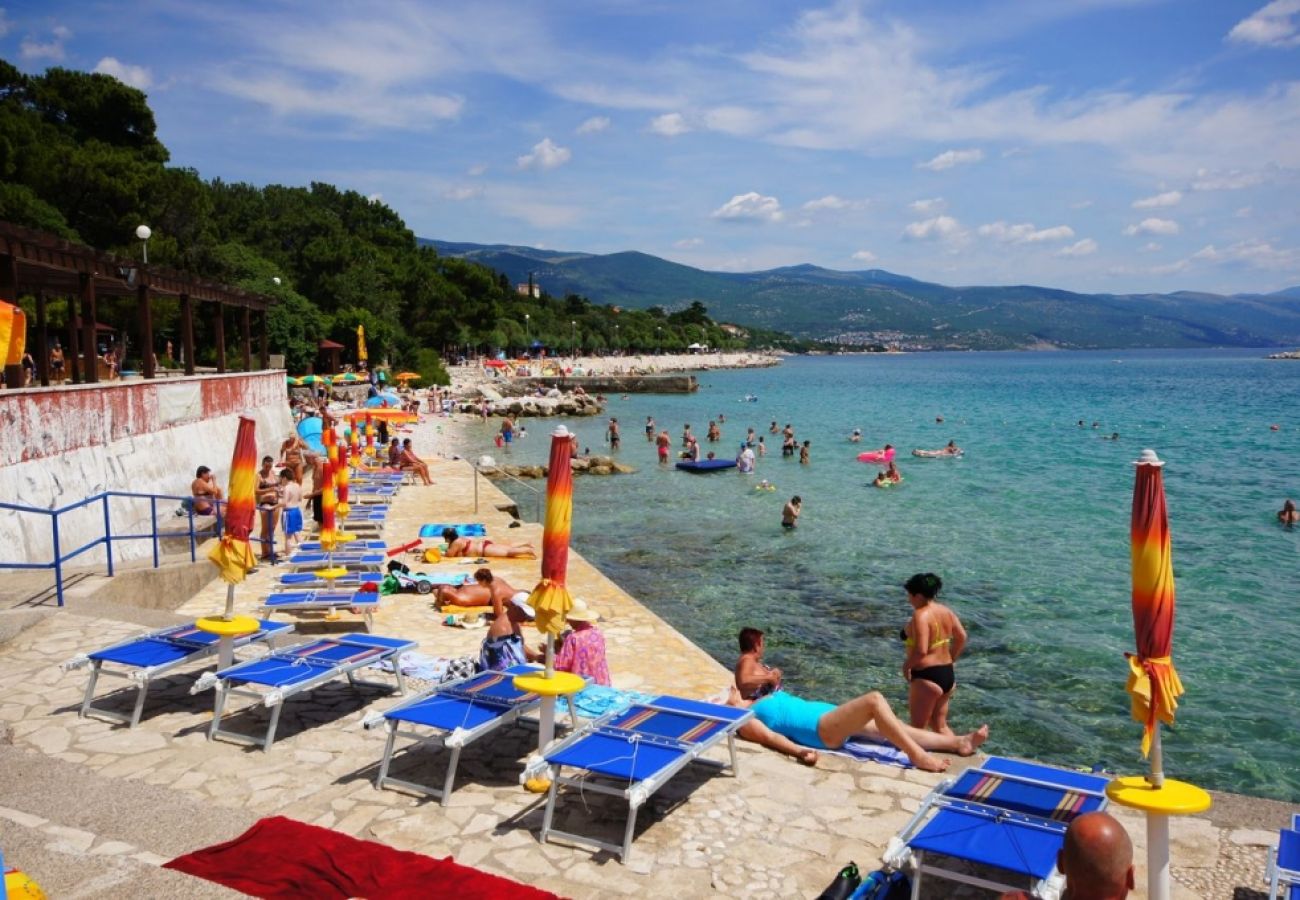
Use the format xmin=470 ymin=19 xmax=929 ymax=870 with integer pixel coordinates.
xmin=901 ymin=572 xmax=967 ymax=736
xmin=441 ymin=528 xmax=536 ymax=559
xmin=280 ymin=435 xmax=308 ymax=484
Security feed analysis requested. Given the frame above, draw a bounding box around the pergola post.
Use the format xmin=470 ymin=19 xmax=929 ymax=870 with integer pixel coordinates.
xmin=34 ymin=288 xmax=49 ymax=387
xmin=138 ymin=275 xmax=154 ymax=379
xmin=179 ymin=293 xmax=195 ymax=376
xmin=0 ymin=251 xmax=20 ymax=389
xmin=79 ymin=273 xmax=97 ymax=384
xmin=213 ymin=304 xmax=226 ymax=374
xmin=241 ymin=306 xmax=252 ymax=372
xmin=259 ymin=310 xmax=269 ymax=370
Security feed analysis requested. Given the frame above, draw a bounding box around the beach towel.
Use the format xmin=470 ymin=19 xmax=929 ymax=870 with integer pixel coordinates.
xmin=164 ymin=816 xmax=559 ymax=900
xmin=420 ymin=523 xmax=487 ymax=538
xmin=556 ymin=685 xmax=658 ymax=719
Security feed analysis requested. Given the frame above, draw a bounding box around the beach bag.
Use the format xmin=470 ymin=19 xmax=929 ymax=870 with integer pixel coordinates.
xmin=848 ymin=869 xmax=910 ymax=900
xmin=816 ymin=862 xmax=860 ymax=900
xmin=440 ymin=657 xmax=477 ymax=683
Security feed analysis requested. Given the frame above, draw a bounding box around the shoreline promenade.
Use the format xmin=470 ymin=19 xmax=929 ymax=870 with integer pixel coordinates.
xmin=0 ymin=445 xmax=1289 ymax=897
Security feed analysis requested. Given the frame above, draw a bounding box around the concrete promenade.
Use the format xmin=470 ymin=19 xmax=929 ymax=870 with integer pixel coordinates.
xmin=0 ymin=452 xmax=1290 ymax=897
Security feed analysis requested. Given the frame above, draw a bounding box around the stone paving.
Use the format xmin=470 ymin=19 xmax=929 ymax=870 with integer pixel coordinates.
xmin=0 ymin=451 xmax=1290 ymax=898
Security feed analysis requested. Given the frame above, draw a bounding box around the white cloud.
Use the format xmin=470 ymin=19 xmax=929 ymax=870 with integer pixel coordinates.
xmin=703 ymin=105 xmax=764 ymax=135
xmin=674 ymin=237 xmax=704 ymax=249
xmin=903 ymin=215 xmax=964 ymax=241
xmin=1072 ymin=200 xmax=1095 ymax=210
xmin=1198 ymin=239 xmax=1299 ymax=269
xmin=516 ymin=137 xmax=571 ymax=171
xmin=801 ymin=195 xmax=849 ymax=212
xmin=977 ymin=221 xmax=1075 ymax=244
xmin=917 ymin=148 xmax=984 ymax=171
xmin=1123 ymin=217 xmax=1180 ymax=236
xmin=94 ymin=57 xmax=154 ymax=90
xmin=1141 ymin=242 xmax=1162 ymax=253
xmin=1227 ymin=0 xmax=1300 ymax=47
xmin=1132 ymin=190 xmax=1182 ymax=209
xmin=21 ymin=25 xmax=71 ymax=61
xmin=366 ymin=192 xmax=384 ymax=203
xmin=0 ymin=9 xmax=11 ymax=38
xmin=711 ymin=192 xmax=784 ymax=223
xmin=576 ymin=116 xmax=610 ymax=135
xmin=649 ymin=112 xmax=690 ymax=137
xmin=211 ymin=71 xmax=462 ymax=129
xmin=910 ymin=197 xmax=946 ymax=214
xmin=1236 ymin=206 xmax=1253 ymax=217
xmin=851 ymin=249 xmax=878 ymax=263
xmin=442 ymin=185 xmax=483 ymax=201
xmin=1057 ymin=238 xmax=1098 ymax=257
xmin=1190 ymin=168 xmax=1266 ymax=191
xmin=467 ymin=164 xmax=488 ymax=176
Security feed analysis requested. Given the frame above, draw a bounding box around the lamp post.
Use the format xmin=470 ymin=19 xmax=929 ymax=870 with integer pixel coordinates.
xmin=525 ymin=313 xmax=530 ymax=353
xmin=570 ymin=320 xmax=577 ymax=361
xmin=136 ymin=224 xmax=151 ymax=264
xmin=272 ymin=276 xmax=281 ymax=286
xmin=613 ymin=323 xmax=619 ymax=356
xmin=656 ymin=326 xmax=662 ymax=355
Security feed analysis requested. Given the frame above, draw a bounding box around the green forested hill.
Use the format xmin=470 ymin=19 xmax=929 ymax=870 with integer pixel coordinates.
xmin=0 ymin=61 xmax=779 ymax=380
xmin=424 ymin=239 xmax=1300 ymax=350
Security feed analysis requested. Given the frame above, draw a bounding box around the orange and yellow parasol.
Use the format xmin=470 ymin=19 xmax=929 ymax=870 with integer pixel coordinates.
xmin=0 ymin=301 xmax=26 ymax=368
xmin=527 ymin=427 xmax=577 ymax=635
xmin=356 ymin=325 xmax=367 ymax=363
xmin=206 ymin=415 xmax=259 ymax=611
xmin=320 ymin=426 xmax=338 ymax=551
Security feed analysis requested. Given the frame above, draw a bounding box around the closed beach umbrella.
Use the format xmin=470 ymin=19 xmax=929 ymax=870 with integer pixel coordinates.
xmin=207 ymin=415 xmax=259 ymax=615
xmin=320 ymin=426 xmax=338 ymax=550
xmin=2 ymin=302 xmax=26 ymax=366
xmin=356 ymin=325 xmax=367 ymax=363
xmin=528 ymin=425 xmax=577 ymax=638
xmin=1126 ymin=448 xmax=1184 ymax=762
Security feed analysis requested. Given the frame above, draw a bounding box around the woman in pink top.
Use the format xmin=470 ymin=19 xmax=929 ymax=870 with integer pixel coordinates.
xmin=554 ymin=600 xmax=610 ymax=686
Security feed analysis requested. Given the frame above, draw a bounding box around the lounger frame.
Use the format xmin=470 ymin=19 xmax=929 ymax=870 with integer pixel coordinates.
xmin=286 ymin=551 xmax=385 ymax=572
xmin=528 ymin=697 xmax=752 ymax=862
xmin=260 ymin=590 xmax=380 ymax=630
xmin=884 ymin=757 xmax=1110 ymax=899
xmin=194 ymin=634 xmax=414 ymax=751
xmin=1268 ymin=825 xmax=1300 ymax=900
xmin=62 ymin=620 xmax=293 ymax=728
xmin=367 ymin=664 xmax=578 ymax=806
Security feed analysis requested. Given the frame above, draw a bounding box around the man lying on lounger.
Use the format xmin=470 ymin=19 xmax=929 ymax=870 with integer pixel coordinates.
xmin=727 ymin=627 xmax=988 ymax=771
xmin=435 ymin=567 xmax=521 ymax=608
xmin=441 ymin=528 xmax=536 ymax=559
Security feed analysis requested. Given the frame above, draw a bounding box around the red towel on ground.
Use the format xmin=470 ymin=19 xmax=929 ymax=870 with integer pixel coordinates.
xmin=164 ymin=816 xmax=562 ymax=900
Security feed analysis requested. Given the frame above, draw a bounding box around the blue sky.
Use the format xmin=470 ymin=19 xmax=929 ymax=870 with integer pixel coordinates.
xmin=6 ymin=0 xmax=1300 ymax=294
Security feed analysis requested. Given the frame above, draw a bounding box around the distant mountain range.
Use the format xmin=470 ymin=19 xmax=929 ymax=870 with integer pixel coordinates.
xmin=421 ymin=239 xmax=1300 ymax=350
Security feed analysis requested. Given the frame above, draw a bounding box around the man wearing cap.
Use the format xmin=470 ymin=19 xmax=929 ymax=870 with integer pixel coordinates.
xmin=479 ymin=584 xmax=543 ymax=671
xmin=553 ymin=599 xmax=611 ymax=686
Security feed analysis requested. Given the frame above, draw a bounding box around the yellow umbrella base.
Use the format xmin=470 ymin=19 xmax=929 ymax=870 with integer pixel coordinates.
xmin=315 ymin=567 xmax=350 ymax=582
xmin=524 ymin=776 xmax=552 ymax=794
xmin=513 ymin=671 xmax=585 ymax=697
xmin=195 ymin=615 xmax=260 ymax=637
xmin=1106 ymin=776 xmax=1212 ymax=815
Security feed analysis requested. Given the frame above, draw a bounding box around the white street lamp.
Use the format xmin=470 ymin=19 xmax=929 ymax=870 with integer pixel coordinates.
xmin=135 ymin=224 xmax=152 ymax=264
xmin=570 ymin=320 xmax=577 ymax=359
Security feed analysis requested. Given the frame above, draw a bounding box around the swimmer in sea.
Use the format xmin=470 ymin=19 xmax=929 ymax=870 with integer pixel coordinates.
xmin=1280 ymin=499 xmax=1299 ymax=526
xmin=850 ymin=428 xmax=861 ymax=443
xmin=782 ymin=495 xmax=801 ymax=529
xmin=873 ymin=471 xmax=888 ymax=488
xmin=944 ymin=440 xmax=961 ymax=455
xmin=885 ymin=461 xmax=902 ymax=483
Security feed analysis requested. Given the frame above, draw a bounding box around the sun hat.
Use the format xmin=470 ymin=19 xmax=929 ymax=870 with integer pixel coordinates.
xmin=565 ymin=598 xmax=601 ymax=623
xmin=509 ymin=591 xmax=535 ymax=618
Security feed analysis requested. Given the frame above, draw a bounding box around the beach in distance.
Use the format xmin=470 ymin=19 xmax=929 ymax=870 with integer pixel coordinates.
xmin=468 ymin=347 xmax=1300 ymax=802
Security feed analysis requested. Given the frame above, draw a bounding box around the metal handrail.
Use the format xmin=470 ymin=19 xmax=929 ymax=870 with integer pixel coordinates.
xmin=0 ymin=490 xmax=278 ymax=607
xmin=471 ymin=460 xmax=543 ymax=523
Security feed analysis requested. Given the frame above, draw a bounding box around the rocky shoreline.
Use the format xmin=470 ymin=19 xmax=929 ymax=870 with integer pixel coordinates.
xmin=475 ymin=453 xmax=634 ymax=479
xmin=1267 ymin=349 xmax=1300 ymax=359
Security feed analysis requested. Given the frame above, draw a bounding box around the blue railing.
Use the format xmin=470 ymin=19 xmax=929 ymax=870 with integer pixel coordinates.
xmin=0 ymin=491 xmax=279 ymax=608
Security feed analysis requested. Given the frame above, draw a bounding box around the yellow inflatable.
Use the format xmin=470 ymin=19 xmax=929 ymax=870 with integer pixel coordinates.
xmin=5 ymin=867 xmax=48 ymax=900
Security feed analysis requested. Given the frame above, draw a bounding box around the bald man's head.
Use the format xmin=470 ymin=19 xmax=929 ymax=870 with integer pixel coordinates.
xmin=1059 ymin=812 xmax=1135 ymax=899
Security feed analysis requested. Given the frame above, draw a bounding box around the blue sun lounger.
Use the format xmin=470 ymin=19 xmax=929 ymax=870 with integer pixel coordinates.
xmin=1268 ymin=825 xmax=1300 ymax=899
xmin=191 ymin=633 xmax=415 ymax=750
xmin=287 ymin=551 xmax=385 ymax=571
xmin=277 ymin=571 xmax=380 ymax=589
xmin=61 ymin=619 xmax=294 ymax=728
xmin=883 ymin=756 xmax=1110 ymax=898
xmin=260 ymin=590 xmax=382 ymax=630
xmin=522 ymin=696 xmax=753 ymax=862
xmin=364 ymin=664 xmax=579 ymax=805
xmin=418 ymin=523 xmax=488 ymax=539
xmin=344 ymin=507 xmax=389 ymax=521
xmin=297 ymin=539 xmax=387 ymax=553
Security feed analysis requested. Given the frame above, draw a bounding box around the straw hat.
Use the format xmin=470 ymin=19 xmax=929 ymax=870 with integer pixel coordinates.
xmin=565 ymin=598 xmax=601 ymax=623
xmin=509 ymin=591 xmax=535 ymax=618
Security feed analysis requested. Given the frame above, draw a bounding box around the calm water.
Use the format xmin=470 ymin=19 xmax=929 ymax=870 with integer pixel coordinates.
xmin=460 ymin=350 xmax=1300 ymax=801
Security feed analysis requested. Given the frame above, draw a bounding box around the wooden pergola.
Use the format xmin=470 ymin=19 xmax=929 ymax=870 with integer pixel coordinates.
xmin=0 ymin=220 xmax=277 ymax=388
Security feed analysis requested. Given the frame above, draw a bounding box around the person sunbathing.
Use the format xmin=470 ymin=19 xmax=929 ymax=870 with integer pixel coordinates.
xmin=399 ymin=438 xmax=433 ymax=485
xmin=191 ymin=466 xmax=224 ymax=515
xmin=441 ymin=528 xmax=536 ymax=559
xmin=436 ymin=567 xmax=519 ymax=608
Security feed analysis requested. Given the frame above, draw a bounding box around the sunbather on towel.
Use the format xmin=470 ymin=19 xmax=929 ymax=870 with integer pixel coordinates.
xmin=436 ymin=567 xmax=519 ymax=609
xmin=728 ymin=628 xmax=987 ymax=772
xmin=441 ymin=528 xmax=536 ymax=559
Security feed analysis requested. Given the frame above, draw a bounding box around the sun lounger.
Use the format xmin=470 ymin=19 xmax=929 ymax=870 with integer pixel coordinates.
xmin=277 ymin=571 xmax=379 ymax=589
xmin=344 ymin=507 xmax=389 ymax=520
xmin=522 ymin=695 xmax=753 ymax=862
xmin=195 ymin=633 xmax=414 ymax=745
xmin=364 ymin=664 xmax=580 ymax=805
xmin=287 ymin=551 xmax=385 ymax=571
xmin=418 ymin=523 xmax=488 ymax=538
xmin=260 ymin=590 xmax=381 ymax=630
xmin=297 ymin=539 xmax=387 ymax=552
xmin=61 ymin=619 xmax=294 ymax=728
xmin=883 ymin=756 xmax=1110 ymax=898
xmin=191 ymin=633 xmax=415 ymax=750
xmin=1268 ymin=826 xmax=1300 ymax=900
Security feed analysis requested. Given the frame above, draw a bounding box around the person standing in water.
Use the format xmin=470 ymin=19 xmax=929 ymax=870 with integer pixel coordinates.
xmin=900 ymin=573 xmax=967 ymax=736
xmin=645 ymin=416 xmax=656 ymax=442
xmin=607 ymin=417 xmax=620 ymax=450
xmin=782 ymin=495 xmax=801 ymax=530
xmin=656 ymin=429 xmax=671 ymax=463
xmin=799 ymin=440 xmax=811 ymax=465
xmin=1280 ymin=499 xmax=1299 ymax=527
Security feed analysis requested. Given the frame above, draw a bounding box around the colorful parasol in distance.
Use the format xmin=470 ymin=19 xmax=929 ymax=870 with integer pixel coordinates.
xmin=356 ymin=325 xmax=367 ymax=363
xmin=207 ymin=415 xmax=259 ymax=608
xmin=528 ymin=426 xmax=577 ymax=637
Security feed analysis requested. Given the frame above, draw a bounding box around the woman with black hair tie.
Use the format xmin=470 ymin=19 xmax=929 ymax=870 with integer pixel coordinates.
xmin=901 ymin=573 xmax=968 ymax=736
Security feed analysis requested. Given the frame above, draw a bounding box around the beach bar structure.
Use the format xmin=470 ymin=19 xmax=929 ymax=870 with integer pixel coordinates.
xmin=0 ymin=220 xmax=276 ymax=389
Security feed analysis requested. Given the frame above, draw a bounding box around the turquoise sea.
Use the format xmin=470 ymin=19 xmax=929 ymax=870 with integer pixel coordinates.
xmin=458 ymin=350 xmax=1300 ymax=802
